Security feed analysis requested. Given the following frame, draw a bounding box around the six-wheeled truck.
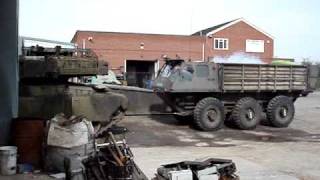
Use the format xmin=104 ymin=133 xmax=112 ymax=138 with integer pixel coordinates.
xmin=153 ymin=59 xmax=317 ymax=131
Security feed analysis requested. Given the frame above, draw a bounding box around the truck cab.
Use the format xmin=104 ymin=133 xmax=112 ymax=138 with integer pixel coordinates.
xmin=154 ymin=59 xmax=219 ymax=93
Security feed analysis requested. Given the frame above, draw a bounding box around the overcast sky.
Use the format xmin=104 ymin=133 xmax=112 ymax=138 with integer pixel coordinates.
xmin=19 ymin=0 xmax=320 ymax=61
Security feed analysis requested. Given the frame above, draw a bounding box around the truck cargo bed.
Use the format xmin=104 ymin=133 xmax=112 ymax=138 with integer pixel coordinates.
xmin=221 ymin=64 xmax=307 ymax=91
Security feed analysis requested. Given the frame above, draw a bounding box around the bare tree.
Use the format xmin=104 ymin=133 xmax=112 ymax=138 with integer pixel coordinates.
xmin=301 ymin=57 xmax=313 ymax=66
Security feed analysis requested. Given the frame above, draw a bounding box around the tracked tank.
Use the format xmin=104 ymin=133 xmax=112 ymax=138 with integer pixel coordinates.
xmin=19 ymin=45 xmax=128 ymax=123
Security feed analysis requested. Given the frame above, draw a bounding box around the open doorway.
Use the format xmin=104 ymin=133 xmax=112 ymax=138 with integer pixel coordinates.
xmin=125 ymin=60 xmax=157 ymax=88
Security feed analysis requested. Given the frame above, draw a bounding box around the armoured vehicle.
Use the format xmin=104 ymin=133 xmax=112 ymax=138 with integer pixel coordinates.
xmin=19 ymin=45 xmax=128 ymax=123
xmin=153 ymin=59 xmax=317 ymax=131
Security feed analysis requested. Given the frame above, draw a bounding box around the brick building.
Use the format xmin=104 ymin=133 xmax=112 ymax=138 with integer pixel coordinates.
xmin=71 ymin=18 xmax=274 ymax=87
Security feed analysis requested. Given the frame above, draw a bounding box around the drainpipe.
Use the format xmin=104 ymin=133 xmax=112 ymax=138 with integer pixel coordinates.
xmin=199 ymin=30 xmax=205 ymax=62
xmin=82 ymin=39 xmax=86 ymax=56
xmin=202 ymin=42 xmax=205 ymax=62
xmin=82 ymin=39 xmax=86 ymax=49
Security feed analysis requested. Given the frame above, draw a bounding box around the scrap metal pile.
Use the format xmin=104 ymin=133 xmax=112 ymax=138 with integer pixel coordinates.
xmin=77 ymin=130 xmax=147 ymax=180
xmin=45 ymin=114 xmax=238 ymax=180
xmin=156 ymin=159 xmax=238 ymax=180
xmin=45 ymin=114 xmax=148 ymax=180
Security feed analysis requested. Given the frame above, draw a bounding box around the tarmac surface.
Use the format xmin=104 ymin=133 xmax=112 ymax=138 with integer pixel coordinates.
xmin=121 ymin=91 xmax=320 ymax=179
xmin=1 ymin=92 xmax=319 ymax=180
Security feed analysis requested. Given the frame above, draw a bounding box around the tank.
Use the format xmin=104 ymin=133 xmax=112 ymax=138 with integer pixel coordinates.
xmin=19 ymin=46 xmax=128 ymax=123
xmin=19 ymin=46 xmax=108 ymax=79
xmin=153 ymin=59 xmax=315 ymax=131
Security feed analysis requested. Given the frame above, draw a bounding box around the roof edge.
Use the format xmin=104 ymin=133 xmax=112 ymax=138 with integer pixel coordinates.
xmin=207 ymin=18 xmax=274 ymax=39
xmin=71 ymin=30 xmax=80 ymax=43
xmin=73 ymin=30 xmax=197 ymax=38
xmin=191 ymin=18 xmax=240 ymax=36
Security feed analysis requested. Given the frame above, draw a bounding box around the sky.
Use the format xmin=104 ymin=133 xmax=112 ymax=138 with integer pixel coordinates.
xmin=19 ymin=0 xmax=320 ymax=62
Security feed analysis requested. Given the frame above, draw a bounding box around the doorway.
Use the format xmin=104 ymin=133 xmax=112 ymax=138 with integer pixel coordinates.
xmin=125 ymin=60 xmax=157 ymax=88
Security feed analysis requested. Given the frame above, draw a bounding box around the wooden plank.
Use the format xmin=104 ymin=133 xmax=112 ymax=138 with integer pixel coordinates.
xmin=224 ymin=66 xmax=306 ymax=70
xmin=274 ymin=65 xmax=277 ymax=91
xmin=258 ymin=65 xmax=261 ymax=91
xmin=224 ymin=81 xmax=305 ymax=85
xmin=224 ymin=66 xmax=306 ymax=71
xmin=224 ymin=77 xmax=305 ymax=81
xmin=224 ymin=74 xmax=305 ymax=78
xmin=224 ymin=72 xmax=306 ymax=76
xmin=223 ymin=70 xmax=306 ymax=75
xmin=289 ymin=66 xmax=293 ymax=91
xmin=241 ymin=64 xmax=244 ymax=92
xmin=224 ymin=85 xmax=305 ymax=91
xmin=222 ymin=64 xmax=307 ymax=91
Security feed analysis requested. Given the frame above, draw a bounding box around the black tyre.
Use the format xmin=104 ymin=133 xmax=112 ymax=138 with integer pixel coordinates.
xmin=231 ymin=97 xmax=262 ymax=130
xmin=193 ymin=97 xmax=225 ymax=131
xmin=267 ymin=95 xmax=295 ymax=127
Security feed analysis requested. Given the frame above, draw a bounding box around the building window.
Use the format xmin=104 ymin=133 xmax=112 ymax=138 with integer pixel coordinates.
xmin=214 ymin=38 xmax=228 ymax=50
xmin=246 ymin=39 xmax=264 ymax=53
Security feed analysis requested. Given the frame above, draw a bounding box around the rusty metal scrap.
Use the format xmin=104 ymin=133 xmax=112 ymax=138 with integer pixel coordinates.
xmin=155 ymin=158 xmax=238 ymax=180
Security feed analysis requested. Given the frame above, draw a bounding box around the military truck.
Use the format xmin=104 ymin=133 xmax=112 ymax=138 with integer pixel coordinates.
xmin=153 ymin=59 xmax=317 ymax=131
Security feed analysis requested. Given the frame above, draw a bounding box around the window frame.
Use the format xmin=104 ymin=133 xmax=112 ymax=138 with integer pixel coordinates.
xmin=213 ymin=38 xmax=229 ymax=50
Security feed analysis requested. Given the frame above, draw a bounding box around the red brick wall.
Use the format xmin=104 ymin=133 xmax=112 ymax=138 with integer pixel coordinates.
xmin=72 ymin=31 xmax=204 ymax=72
xmin=204 ymin=21 xmax=273 ymax=63
xmin=72 ymin=21 xmax=274 ymax=73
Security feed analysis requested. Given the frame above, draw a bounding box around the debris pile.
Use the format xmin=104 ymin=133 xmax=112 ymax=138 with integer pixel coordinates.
xmin=155 ymin=159 xmax=238 ymax=180
xmin=44 ymin=114 xmax=95 ymax=173
xmin=44 ymin=114 xmax=147 ymax=180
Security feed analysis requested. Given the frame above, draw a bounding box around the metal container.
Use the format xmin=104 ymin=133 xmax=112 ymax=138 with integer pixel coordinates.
xmin=12 ymin=119 xmax=44 ymax=168
xmin=168 ymin=170 xmax=193 ymax=180
xmin=0 ymin=146 xmax=17 ymax=175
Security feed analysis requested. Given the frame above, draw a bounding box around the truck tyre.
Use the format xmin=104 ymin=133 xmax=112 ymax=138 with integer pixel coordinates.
xmin=267 ymin=96 xmax=295 ymax=127
xmin=231 ymin=97 xmax=262 ymax=130
xmin=193 ymin=97 xmax=224 ymax=131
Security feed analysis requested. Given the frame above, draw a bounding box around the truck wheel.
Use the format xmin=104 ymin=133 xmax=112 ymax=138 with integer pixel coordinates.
xmin=267 ymin=96 xmax=295 ymax=127
xmin=193 ymin=97 xmax=224 ymax=131
xmin=231 ymin=97 xmax=262 ymax=130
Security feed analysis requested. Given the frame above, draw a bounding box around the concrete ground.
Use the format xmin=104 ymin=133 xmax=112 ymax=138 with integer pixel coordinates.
xmin=120 ymin=92 xmax=320 ymax=180
xmin=1 ymin=92 xmax=319 ymax=180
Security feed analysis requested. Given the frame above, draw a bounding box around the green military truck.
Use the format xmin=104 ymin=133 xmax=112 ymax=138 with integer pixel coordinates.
xmin=153 ymin=59 xmax=317 ymax=131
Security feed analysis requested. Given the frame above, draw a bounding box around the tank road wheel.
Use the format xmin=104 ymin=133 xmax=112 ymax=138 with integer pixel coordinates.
xmin=267 ymin=96 xmax=295 ymax=127
xmin=231 ymin=97 xmax=262 ymax=130
xmin=193 ymin=97 xmax=225 ymax=131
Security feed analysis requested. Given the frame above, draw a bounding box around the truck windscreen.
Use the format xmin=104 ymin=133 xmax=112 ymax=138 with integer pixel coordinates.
xmin=159 ymin=64 xmax=173 ymax=77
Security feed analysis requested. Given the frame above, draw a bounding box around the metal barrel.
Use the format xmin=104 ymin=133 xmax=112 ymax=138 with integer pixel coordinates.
xmin=12 ymin=118 xmax=44 ymax=168
xmin=0 ymin=146 xmax=17 ymax=175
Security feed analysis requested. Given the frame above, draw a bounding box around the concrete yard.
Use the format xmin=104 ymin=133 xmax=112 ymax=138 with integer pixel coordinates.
xmin=0 ymin=92 xmax=319 ymax=180
xmin=121 ymin=92 xmax=320 ymax=180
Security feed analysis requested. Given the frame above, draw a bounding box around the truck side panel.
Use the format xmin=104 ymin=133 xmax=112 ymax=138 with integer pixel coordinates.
xmin=221 ymin=64 xmax=307 ymax=92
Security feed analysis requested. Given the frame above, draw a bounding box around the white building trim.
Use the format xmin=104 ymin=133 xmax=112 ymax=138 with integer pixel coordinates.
xmin=207 ymin=18 xmax=274 ymax=39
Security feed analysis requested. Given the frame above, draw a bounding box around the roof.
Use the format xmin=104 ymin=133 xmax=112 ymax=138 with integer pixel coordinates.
xmin=22 ymin=36 xmax=75 ymax=49
xmin=71 ymin=30 xmax=195 ymax=43
xmin=192 ymin=18 xmax=274 ymax=39
xmin=192 ymin=18 xmax=239 ymax=36
xmin=71 ymin=18 xmax=274 ymax=42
